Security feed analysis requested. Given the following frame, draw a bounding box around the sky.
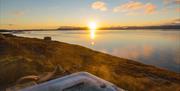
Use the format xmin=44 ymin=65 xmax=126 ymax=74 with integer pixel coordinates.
xmin=0 ymin=0 xmax=179 ymax=29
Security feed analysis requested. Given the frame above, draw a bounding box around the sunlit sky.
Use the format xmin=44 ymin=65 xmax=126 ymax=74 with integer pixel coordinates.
xmin=0 ymin=0 xmax=179 ymax=29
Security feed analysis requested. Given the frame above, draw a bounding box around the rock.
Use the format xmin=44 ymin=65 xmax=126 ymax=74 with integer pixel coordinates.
xmin=44 ymin=37 xmax=51 ymax=41
xmin=3 ymin=34 xmax=14 ymax=37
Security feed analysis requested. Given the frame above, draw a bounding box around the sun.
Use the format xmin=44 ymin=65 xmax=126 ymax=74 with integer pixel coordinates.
xmin=88 ymin=21 xmax=97 ymax=30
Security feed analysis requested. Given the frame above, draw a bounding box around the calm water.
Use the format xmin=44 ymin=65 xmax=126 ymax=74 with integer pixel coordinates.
xmin=13 ymin=30 xmax=180 ymax=73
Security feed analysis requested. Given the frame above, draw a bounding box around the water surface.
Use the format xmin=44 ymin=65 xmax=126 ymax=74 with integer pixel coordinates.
xmin=14 ymin=30 xmax=180 ymax=72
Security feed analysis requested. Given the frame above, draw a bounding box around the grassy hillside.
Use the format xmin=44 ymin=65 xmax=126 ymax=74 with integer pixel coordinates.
xmin=0 ymin=33 xmax=180 ymax=91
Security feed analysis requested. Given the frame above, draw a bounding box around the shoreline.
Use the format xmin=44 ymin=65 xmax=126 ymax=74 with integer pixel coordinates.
xmin=0 ymin=33 xmax=180 ymax=91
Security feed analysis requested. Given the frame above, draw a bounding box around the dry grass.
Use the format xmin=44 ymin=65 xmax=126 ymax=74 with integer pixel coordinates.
xmin=0 ymin=33 xmax=180 ymax=91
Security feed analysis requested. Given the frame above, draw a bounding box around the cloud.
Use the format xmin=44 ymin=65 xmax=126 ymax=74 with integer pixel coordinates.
xmin=163 ymin=0 xmax=171 ymax=4
xmin=163 ymin=0 xmax=180 ymax=5
xmin=162 ymin=0 xmax=180 ymax=15
xmin=171 ymin=19 xmax=180 ymax=25
xmin=176 ymin=8 xmax=180 ymax=12
xmin=176 ymin=0 xmax=180 ymax=4
xmin=12 ymin=11 xmax=25 ymax=17
xmin=163 ymin=18 xmax=180 ymax=25
xmin=113 ymin=1 xmax=157 ymax=15
xmin=126 ymin=12 xmax=139 ymax=16
xmin=0 ymin=24 xmax=16 ymax=26
xmin=113 ymin=1 xmax=144 ymax=13
xmin=144 ymin=3 xmax=156 ymax=14
xmin=91 ymin=1 xmax=107 ymax=11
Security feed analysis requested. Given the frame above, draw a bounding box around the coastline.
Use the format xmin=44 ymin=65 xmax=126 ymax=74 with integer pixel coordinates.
xmin=0 ymin=33 xmax=180 ymax=91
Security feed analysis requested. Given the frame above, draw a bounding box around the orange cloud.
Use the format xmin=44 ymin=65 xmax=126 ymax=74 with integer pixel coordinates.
xmin=144 ymin=3 xmax=157 ymax=14
xmin=176 ymin=8 xmax=180 ymax=12
xmin=113 ymin=1 xmax=157 ymax=15
xmin=91 ymin=1 xmax=107 ymax=11
xmin=176 ymin=0 xmax=180 ymax=4
xmin=113 ymin=1 xmax=144 ymax=12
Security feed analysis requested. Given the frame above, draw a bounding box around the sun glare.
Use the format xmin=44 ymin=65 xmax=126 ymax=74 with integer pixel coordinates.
xmin=88 ymin=21 xmax=97 ymax=30
xmin=87 ymin=21 xmax=98 ymax=45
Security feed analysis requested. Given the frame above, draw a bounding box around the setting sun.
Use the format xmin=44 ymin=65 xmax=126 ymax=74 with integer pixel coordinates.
xmin=88 ymin=21 xmax=97 ymax=40
xmin=88 ymin=21 xmax=97 ymax=30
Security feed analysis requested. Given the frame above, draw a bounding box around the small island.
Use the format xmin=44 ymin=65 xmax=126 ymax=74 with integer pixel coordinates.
xmin=0 ymin=33 xmax=179 ymax=91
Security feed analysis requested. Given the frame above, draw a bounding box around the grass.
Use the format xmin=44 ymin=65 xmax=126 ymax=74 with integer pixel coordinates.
xmin=0 ymin=33 xmax=180 ymax=91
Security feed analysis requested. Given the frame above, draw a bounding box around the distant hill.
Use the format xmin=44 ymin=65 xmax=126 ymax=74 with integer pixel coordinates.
xmin=0 ymin=34 xmax=180 ymax=91
xmin=57 ymin=25 xmax=180 ymax=30
xmin=57 ymin=26 xmax=87 ymax=30
xmin=0 ymin=25 xmax=179 ymax=31
xmin=99 ymin=25 xmax=180 ymax=30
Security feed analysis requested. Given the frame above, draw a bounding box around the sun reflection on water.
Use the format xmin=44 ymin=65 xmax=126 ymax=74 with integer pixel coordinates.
xmin=90 ymin=29 xmax=95 ymax=39
xmin=90 ymin=29 xmax=96 ymax=46
xmin=88 ymin=21 xmax=97 ymax=46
